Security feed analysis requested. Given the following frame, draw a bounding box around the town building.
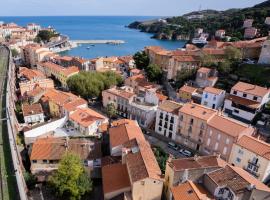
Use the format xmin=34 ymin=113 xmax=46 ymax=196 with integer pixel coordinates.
xmin=26 ymin=23 xmax=41 ymax=32
xmin=102 ymin=86 xmax=135 ymax=118
xmin=224 ymin=81 xmax=270 ymax=122
xmin=108 ymin=121 xmax=145 ymax=156
xmin=155 ymin=100 xmax=183 ymax=140
xmin=243 ymin=19 xmax=254 ymax=28
xmin=69 ymin=108 xmax=107 ymax=136
xmin=204 ymin=165 xmax=270 ymax=200
xmin=201 ymin=87 xmax=226 ymax=109
xmin=229 ymin=135 xmax=270 ymax=182
xmin=30 ymin=137 xmax=102 ymax=176
xmin=258 ymin=37 xmax=270 ymax=64
xmin=201 ymin=114 xmax=255 ymax=161
xmin=165 ymin=156 xmax=270 ymax=200
xmin=22 ymin=103 xmax=44 ymax=125
xmin=178 ymin=85 xmax=198 ymax=103
xmin=164 ymin=155 xmax=226 ymax=199
xmin=177 ymin=103 xmax=217 ymax=151
xmin=103 ymin=139 xmax=163 ymax=200
xmin=195 ymin=67 xmax=218 ymax=88
xmin=244 ymin=27 xmax=258 ymax=39
xmin=215 ymin=29 xmax=226 ymax=39
xmin=41 ymin=88 xmax=87 ymax=118
xmin=265 ymin=17 xmax=270 ymax=25
xmin=18 ymin=67 xmax=54 ymax=97
xmin=37 ymin=62 xmax=79 ymax=89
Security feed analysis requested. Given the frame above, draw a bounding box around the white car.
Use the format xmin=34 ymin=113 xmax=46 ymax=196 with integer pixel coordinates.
xmin=179 ymin=149 xmax=192 ymax=157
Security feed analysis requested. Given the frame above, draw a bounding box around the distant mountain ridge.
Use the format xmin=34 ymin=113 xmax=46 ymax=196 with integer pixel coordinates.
xmin=128 ymin=0 xmax=270 ymax=41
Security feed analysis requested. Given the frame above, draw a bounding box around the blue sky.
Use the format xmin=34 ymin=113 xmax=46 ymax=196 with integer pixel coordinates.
xmin=1 ymin=0 xmax=266 ymax=16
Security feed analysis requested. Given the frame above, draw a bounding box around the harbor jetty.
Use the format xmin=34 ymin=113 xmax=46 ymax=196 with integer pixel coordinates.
xmin=70 ymin=40 xmax=125 ymax=45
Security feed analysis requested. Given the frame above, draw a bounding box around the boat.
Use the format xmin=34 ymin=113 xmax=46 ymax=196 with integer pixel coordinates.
xmin=86 ymin=46 xmax=90 ymax=49
xmin=192 ymin=37 xmax=208 ymax=45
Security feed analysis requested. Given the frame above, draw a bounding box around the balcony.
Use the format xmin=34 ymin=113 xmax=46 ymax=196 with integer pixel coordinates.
xmin=244 ymin=166 xmax=260 ymax=178
xmin=248 ymin=159 xmax=260 ymax=168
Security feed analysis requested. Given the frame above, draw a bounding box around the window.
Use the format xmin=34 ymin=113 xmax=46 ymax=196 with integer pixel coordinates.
xmin=214 ymin=143 xmax=219 ymax=150
xmin=170 ymin=117 xmax=174 ymax=123
xmin=158 ymin=127 xmax=162 ymax=132
xmin=233 ymin=90 xmax=237 ymax=95
xmin=209 ymin=130 xmax=213 ymax=137
xmin=203 ymin=101 xmax=208 ymax=106
xmin=243 ymin=93 xmax=247 ymax=97
xmin=236 ymin=157 xmax=241 ymax=163
xmin=234 ymin=109 xmax=239 ymax=114
xmin=179 ymin=115 xmax=183 ymax=121
xmin=253 ymin=96 xmax=258 ymax=101
xmin=43 ymin=160 xmax=47 ymax=163
xmin=188 ymin=126 xmax=192 ymax=133
xmin=217 ymin=134 xmax=221 ymax=141
xmin=204 ymin=93 xmax=208 ymax=99
xmin=190 ymin=118 xmax=194 ymax=125
xmin=223 ymin=147 xmax=227 ymax=155
xmin=238 ymin=149 xmax=244 ymax=155
xmin=200 ymin=123 xmax=205 ymax=130
xmin=32 ymin=160 xmax=37 ymax=163
xmin=218 ymin=188 xmax=224 ymax=195
xmin=207 ymin=138 xmax=211 ymax=146
xmin=226 ymin=138 xmax=230 ymax=145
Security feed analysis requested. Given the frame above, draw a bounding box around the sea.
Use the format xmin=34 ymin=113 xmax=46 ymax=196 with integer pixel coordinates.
xmin=0 ymin=16 xmax=186 ymax=58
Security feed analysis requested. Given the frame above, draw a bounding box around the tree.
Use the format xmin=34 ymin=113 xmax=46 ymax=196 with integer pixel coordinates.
xmin=11 ymin=49 xmax=19 ymax=57
xmin=67 ymin=71 xmax=123 ymax=99
xmin=218 ymin=60 xmax=232 ymax=74
xmin=106 ymin=103 xmax=117 ymax=123
xmin=224 ymin=46 xmax=242 ymax=62
xmin=145 ymin=64 xmax=162 ymax=83
xmin=49 ymin=153 xmax=92 ymax=200
xmin=133 ymin=51 xmax=149 ymax=69
xmin=35 ymin=30 xmax=59 ymax=43
xmin=175 ymin=68 xmax=197 ymax=88
xmin=199 ymin=53 xmax=218 ymax=67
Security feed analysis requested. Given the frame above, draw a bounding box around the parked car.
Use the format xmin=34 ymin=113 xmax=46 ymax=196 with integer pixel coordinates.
xmin=179 ymin=149 xmax=192 ymax=157
xmin=168 ymin=142 xmax=179 ymax=151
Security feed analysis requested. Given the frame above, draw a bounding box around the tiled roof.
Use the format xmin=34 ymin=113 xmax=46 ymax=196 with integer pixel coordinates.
xmin=69 ymin=108 xmax=106 ymax=128
xmin=197 ymin=67 xmax=211 ymax=74
xmin=30 ymin=137 xmax=101 ymax=161
xmin=111 ymin=119 xmax=138 ymax=127
xmin=226 ymin=94 xmax=261 ymax=109
xmin=207 ymin=115 xmax=254 ymax=138
xmin=39 ymin=62 xmax=79 ymax=77
xmin=124 ymin=139 xmax=162 ymax=182
xmin=232 ymin=81 xmax=269 ymax=97
xmin=171 ymin=181 xmax=214 ymax=200
xmin=109 ymin=124 xmax=145 ymax=148
xmin=22 ymin=103 xmax=43 ymax=117
xmin=179 ymin=85 xmax=197 ymax=94
xmin=106 ymin=87 xmax=135 ymax=100
xmin=179 ymin=103 xmax=217 ymax=121
xmin=203 ymin=87 xmax=224 ymax=95
xmin=236 ymin=135 xmax=270 ymax=160
xmin=19 ymin=67 xmax=45 ymax=80
xmin=207 ymin=165 xmax=270 ymax=194
xmin=174 ymin=55 xmax=199 ymax=62
xmin=169 ymin=155 xmax=226 ymax=172
xmin=158 ymin=100 xmax=183 ymax=115
xmin=102 ymin=163 xmax=130 ymax=194
xmin=63 ymin=98 xmax=87 ymax=112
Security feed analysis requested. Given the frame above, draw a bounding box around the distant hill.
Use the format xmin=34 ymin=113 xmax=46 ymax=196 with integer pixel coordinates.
xmin=128 ymin=0 xmax=270 ymax=41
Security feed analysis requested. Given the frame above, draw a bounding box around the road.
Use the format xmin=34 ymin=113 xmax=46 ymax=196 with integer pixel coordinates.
xmin=0 ymin=46 xmax=19 ymax=200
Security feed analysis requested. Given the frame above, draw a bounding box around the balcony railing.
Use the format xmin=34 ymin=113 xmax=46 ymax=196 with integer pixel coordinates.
xmin=248 ymin=159 xmax=260 ymax=168
xmin=244 ymin=166 xmax=260 ymax=178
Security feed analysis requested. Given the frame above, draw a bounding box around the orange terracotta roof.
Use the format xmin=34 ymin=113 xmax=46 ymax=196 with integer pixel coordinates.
xmin=22 ymin=103 xmax=43 ymax=117
xmin=232 ymin=82 xmax=269 ymax=97
xmin=69 ymin=108 xmax=106 ymax=128
xmin=171 ymin=181 xmax=214 ymax=200
xmin=30 ymin=137 xmax=101 ymax=161
xmin=158 ymin=100 xmax=182 ymax=115
xmin=179 ymin=85 xmax=197 ymax=94
xmin=39 ymin=62 xmax=79 ymax=77
xmin=145 ymin=46 xmax=165 ymax=53
xmin=236 ymin=135 xmax=270 ymax=160
xmin=19 ymin=67 xmax=46 ymax=80
xmin=169 ymin=155 xmax=226 ymax=172
xmin=156 ymin=92 xmax=168 ymax=102
xmin=197 ymin=67 xmax=211 ymax=74
xmin=179 ymin=103 xmax=217 ymax=121
xmin=204 ymin=87 xmax=224 ymax=95
xmin=106 ymin=87 xmax=135 ymax=100
xmin=207 ymin=165 xmax=270 ymax=194
xmin=111 ymin=119 xmax=138 ymax=127
xmin=102 ymin=163 xmax=130 ymax=194
xmin=124 ymin=139 xmax=162 ymax=182
xmin=174 ymin=55 xmax=199 ymax=62
xmin=109 ymin=123 xmax=145 ymax=148
xmin=63 ymin=97 xmax=87 ymax=112
xmin=208 ymin=115 xmax=254 ymax=138
xmin=226 ymin=94 xmax=261 ymax=109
